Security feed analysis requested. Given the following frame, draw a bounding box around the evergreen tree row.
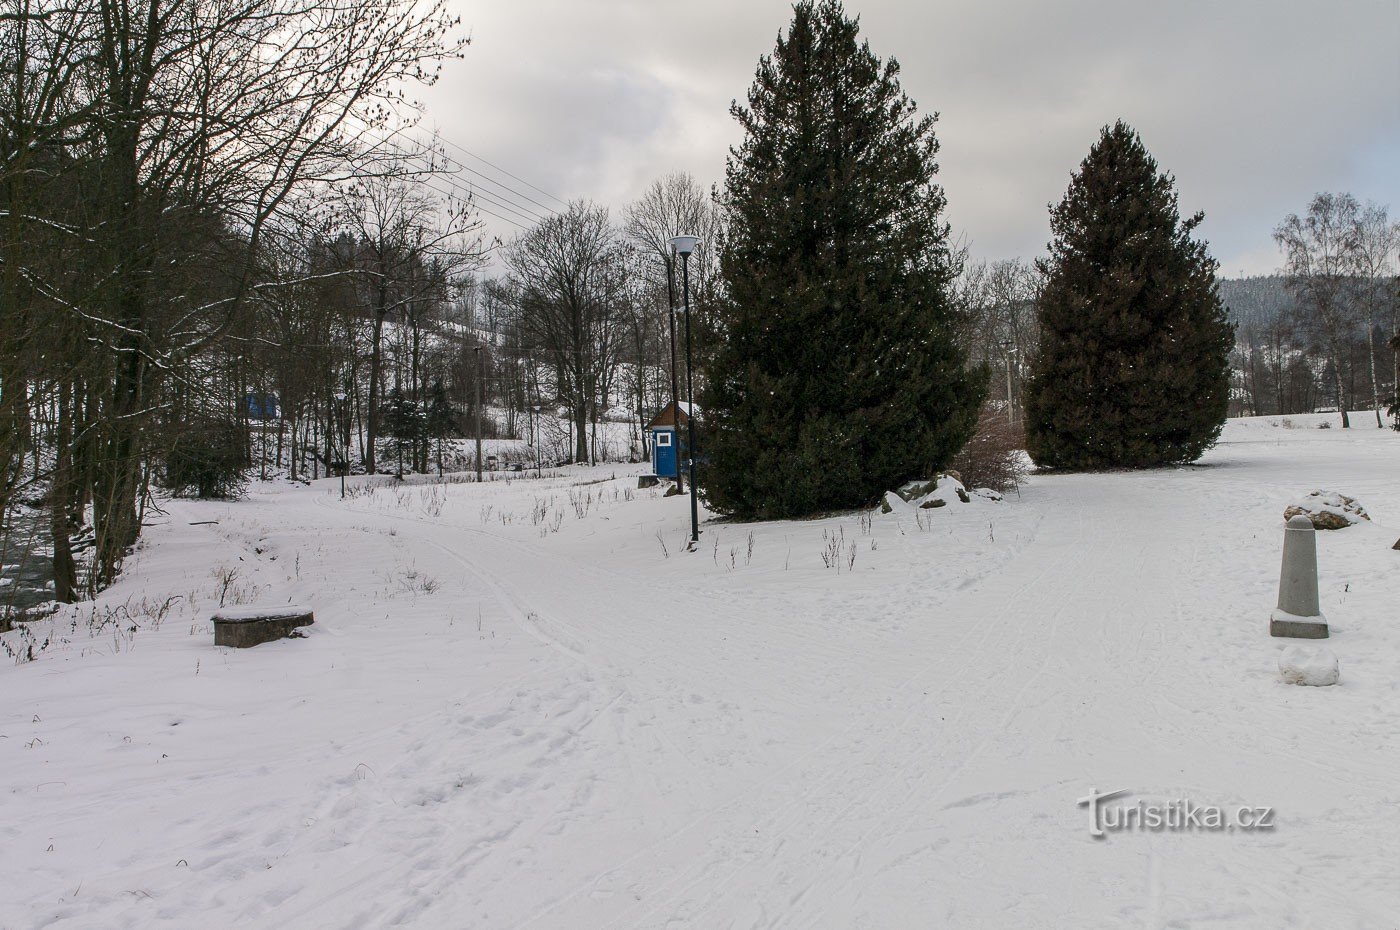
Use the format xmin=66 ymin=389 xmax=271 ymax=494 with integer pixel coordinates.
xmin=701 ymin=2 xmax=1235 ymax=520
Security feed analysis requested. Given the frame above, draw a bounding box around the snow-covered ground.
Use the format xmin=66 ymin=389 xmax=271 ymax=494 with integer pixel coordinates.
xmin=2 ymin=414 xmax=1398 ymax=928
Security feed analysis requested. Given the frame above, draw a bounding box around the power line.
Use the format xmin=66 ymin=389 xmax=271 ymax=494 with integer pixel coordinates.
xmin=340 ymin=115 xmax=572 ymax=229
xmin=378 ymin=124 xmax=565 ymax=217
xmin=416 ymin=127 xmax=571 ymax=209
xmin=353 ymin=162 xmax=527 ymax=234
xmin=364 ymin=126 xmax=562 ymax=226
xmin=349 ymin=142 xmax=526 ymax=232
xmin=466 ymin=186 xmax=549 ymax=227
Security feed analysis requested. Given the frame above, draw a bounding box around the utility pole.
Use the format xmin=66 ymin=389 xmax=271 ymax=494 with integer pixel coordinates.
xmin=474 ymin=345 xmax=484 ymax=482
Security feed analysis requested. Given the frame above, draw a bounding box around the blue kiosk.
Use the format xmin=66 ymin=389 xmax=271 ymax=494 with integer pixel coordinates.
xmin=646 ymin=401 xmax=695 ymax=481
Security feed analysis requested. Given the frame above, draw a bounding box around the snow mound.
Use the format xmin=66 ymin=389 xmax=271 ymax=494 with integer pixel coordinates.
xmin=1278 ymin=646 xmax=1340 ymax=687
xmin=1284 ymin=491 xmax=1369 ymax=530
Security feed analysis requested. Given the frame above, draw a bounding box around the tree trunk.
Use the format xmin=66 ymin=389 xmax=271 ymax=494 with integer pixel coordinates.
xmin=366 ymin=300 xmax=387 ymax=474
xmin=1333 ymin=344 xmax=1349 ymax=428
xmin=1367 ymin=320 xmax=1382 ymax=427
xmin=573 ymin=402 xmax=588 ymax=463
xmin=50 ymin=378 xmax=77 ymax=602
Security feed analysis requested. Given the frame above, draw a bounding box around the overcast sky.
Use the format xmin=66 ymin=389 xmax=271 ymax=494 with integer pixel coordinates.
xmin=415 ymin=0 xmax=1399 ymax=276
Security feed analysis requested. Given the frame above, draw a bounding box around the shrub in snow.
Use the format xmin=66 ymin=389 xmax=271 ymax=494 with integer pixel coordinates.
xmin=949 ymin=405 xmax=1029 ymax=494
xmin=1278 ymin=646 xmax=1339 ymax=687
xmin=1283 ymin=491 xmax=1369 ymax=530
xmin=164 ymin=418 xmax=247 ymax=499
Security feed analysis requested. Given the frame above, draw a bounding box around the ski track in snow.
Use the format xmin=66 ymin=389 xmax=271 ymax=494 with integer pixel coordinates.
xmin=2 ymin=414 xmax=1398 ymax=929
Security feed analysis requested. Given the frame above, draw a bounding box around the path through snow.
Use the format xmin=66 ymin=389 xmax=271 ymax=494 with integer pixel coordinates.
xmin=2 ymin=415 xmax=1398 ymax=928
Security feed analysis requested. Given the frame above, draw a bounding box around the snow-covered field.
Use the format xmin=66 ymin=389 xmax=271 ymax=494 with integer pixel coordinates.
xmin=3 ymin=414 xmax=1398 ymax=928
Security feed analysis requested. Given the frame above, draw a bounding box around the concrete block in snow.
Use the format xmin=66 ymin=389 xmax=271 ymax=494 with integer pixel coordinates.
xmin=1279 ymin=646 xmax=1339 ymax=687
xmin=213 ymin=606 xmax=314 ymax=648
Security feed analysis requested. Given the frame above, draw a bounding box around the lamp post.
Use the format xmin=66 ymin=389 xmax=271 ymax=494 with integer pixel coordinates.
xmin=473 ymin=345 xmax=484 ymax=482
xmin=1000 ymin=339 xmax=1018 ymax=426
xmin=334 ymin=391 xmax=348 ymax=499
xmin=664 ymin=258 xmax=683 ymax=492
xmin=670 ymin=234 xmax=701 ymax=548
xmin=532 ymin=405 xmax=543 ymax=478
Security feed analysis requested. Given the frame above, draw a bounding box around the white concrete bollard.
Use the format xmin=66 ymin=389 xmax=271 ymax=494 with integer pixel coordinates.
xmin=1270 ymin=514 xmax=1329 ymax=638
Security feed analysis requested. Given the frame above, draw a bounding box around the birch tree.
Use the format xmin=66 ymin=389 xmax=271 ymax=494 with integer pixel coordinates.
xmin=1275 ymin=193 xmax=1363 ymax=429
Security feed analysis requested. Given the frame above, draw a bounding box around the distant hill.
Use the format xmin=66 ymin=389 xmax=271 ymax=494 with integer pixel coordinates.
xmin=1218 ymin=275 xmax=1295 ymax=329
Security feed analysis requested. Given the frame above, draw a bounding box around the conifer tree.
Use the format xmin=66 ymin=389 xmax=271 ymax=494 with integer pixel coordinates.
xmin=1024 ymin=121 xmax=1234 ymax=469
xmin=425 ymin=380 xmax=456 ymax=476
xmin=382 ymin=387 xmax=424 ymax=477
xmin=702 ymin=0 xmax=984 ymax=519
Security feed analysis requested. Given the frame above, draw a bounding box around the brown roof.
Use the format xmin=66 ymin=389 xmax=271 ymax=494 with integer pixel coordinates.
xmin=645 ymin=400 xmax=699 ymax=429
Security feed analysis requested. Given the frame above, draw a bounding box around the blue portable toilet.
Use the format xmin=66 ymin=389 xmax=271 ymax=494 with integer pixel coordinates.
xmin=645 ymin=401 xmax=695 ymax=480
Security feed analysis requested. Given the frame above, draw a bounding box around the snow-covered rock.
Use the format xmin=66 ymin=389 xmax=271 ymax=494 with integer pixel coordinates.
xmin=879 ymin=490 xmax=914 ymax=515
xmin=1278 ymin=646 xmax=1340 ymax=687
xmin=895 ymin=478 xmax=938 ymax=502
xmin=1284 ymin=491 xmax=1369 ymax=530
xmin=890 ymin=474 xmax=972 ymax=510
xmin=913 ymin=475 xmax=971 ymax=509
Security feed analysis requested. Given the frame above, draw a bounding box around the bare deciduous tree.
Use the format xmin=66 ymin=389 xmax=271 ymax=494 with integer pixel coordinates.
xmin=506 ymin=201 xmax=628 ymax=464
xmin=1352 ymin=201 xmax=1399 ymax=426
xmin=1275 ymin=192 xmax=1362 ymax=428
xmin=2 ymin=0 xmax=466 ymax=590
xmin=956 ymin=258 xmax=1041 ymax=418
xmin=325 ymin=166 xmax=481 ymax=473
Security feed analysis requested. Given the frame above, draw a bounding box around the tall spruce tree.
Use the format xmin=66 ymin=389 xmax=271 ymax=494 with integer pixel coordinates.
xmin=1024 ymin=121 xmax=1233 ymax=469
xmin=702 ymin=0 xmax=984 ymax=519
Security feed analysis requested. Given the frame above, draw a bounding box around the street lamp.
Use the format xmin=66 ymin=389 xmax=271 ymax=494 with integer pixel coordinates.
xmin=999 ymin=339 xmax=1018 ymax=426
xmin=670 ymin=234 xmax=701 ymax=548
xmin=473 ymin=345 xmax=484 ymax=483
xmin=662 ymin=256 xmax=684 ymax=492
xmin=333 ymin=391 xmax=348 ymax=499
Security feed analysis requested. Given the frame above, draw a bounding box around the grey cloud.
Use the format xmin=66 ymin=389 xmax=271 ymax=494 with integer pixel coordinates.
xmin=427 ymin=0 xmax=1399 ymax=273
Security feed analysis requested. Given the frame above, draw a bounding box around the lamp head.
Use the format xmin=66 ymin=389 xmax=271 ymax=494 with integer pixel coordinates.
xmin=669 ymin=234 xmax=699 ymax=257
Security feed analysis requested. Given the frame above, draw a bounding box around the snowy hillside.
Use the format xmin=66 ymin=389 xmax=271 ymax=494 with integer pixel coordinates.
xmin=2 ymin=415 xmax=1398 ymax=928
